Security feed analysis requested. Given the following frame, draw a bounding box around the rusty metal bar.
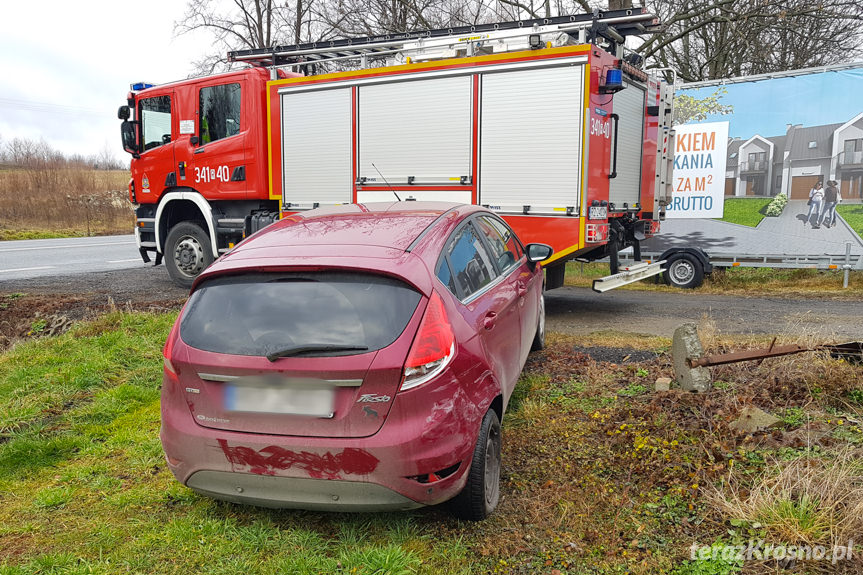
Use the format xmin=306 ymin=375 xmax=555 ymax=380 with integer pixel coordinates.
xmin=688 ymin=345 xmax=814 ymax=368
xmin=688 ymin=341 xmax=863 ymax=369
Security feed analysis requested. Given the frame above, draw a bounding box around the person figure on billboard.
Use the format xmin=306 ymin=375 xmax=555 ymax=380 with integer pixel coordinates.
xmin=805 ymin=181 xmax=824 ymax=227
xmin=821 ymin=180 xmax=839 ymax=228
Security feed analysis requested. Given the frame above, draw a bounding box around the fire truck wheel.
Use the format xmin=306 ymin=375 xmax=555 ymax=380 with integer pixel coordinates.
xmin=664 ymin=253 xmax=704 ymax=289
xmin=165 ymin=222 xmax=214 ymax=288
xmin=530 ymin=292 xmax=545 ymax=351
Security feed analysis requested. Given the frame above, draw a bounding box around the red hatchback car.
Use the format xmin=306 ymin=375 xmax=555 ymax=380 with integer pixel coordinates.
xmin=160 ymin=202 xmax=551 ymax=520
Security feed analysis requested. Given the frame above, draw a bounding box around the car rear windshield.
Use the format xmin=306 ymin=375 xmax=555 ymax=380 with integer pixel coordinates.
xmin=180 ymin=272 xmax=422 ymax=357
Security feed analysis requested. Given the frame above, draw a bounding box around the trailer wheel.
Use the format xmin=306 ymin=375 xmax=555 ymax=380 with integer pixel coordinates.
xmin=165 ymin=222 xmax=214 ymax=288
xmin=664 ymin=253 xmax=704 ymax=289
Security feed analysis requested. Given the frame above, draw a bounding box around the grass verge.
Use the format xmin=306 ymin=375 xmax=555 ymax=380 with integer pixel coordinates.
xmin=1 ymin=313 xmax=861 ymax=573
xmin=836 ymin=204 xmax=863 ymax=238
xmin=714 ymin=198 xmax=772 ymax=227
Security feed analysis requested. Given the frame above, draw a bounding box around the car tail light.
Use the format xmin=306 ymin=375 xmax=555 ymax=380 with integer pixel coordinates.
xmin=163 ymin=320 xmax=181 ymax=376
xmin=401 ymin=291 xmax=455 ymax=391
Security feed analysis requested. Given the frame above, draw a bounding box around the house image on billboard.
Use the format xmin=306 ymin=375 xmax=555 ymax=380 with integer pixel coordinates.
xmin=725 ymin=111 xmax=863 ymax=201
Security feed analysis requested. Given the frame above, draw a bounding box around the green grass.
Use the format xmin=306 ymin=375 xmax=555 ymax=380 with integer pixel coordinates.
xmin=2 ymin=313 xmax=862 ymax=574
xmin=714 ymin=198 xmax=772 ymax=227
xmin=836 ymin=204 xmax=863 ymax=237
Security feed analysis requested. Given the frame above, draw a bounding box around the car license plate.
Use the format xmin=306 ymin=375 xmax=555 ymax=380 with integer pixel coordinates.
xmin=588 ymin=206 xmax=608 ymax=220
xmin=224 ymin=378 xmax=335 ymax=417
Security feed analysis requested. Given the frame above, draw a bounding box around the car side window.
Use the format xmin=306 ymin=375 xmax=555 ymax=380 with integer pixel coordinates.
xmin=445 ymin=222 xmax=497 ymax=299
xmin=475 ymin=216 xmax=522 ymax=273
xmin=436 ymin=259 xmax=457 ymax=294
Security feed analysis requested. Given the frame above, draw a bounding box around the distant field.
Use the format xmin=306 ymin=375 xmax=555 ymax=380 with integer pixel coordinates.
xmin=0 ymin=168 xmax=132 ymax=239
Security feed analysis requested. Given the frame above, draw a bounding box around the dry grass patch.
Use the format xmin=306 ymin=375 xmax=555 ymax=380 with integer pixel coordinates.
xmin=0 ymin=168 xmax=132 ymax=237
xmin=708 ymin=448 xmax=863 ymax=569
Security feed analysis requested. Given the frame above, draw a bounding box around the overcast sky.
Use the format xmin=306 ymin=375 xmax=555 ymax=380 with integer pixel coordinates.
xmin=0 ymin=0 xmax=209 ymax=160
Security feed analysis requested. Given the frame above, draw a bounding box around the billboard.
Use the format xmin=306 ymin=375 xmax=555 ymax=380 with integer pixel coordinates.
xmin=667 ymin=121 xmax=728 ymax=218
xmin=646 ymin=63 xmax=863 ymax=257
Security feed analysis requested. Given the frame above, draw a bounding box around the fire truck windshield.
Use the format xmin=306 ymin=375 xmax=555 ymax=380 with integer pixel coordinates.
xmin=140 ymin=95 xmax=172 ymax=151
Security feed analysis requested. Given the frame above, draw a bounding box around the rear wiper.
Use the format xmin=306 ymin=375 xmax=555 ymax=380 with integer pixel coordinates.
xmin=266 ymin=344 xmax=369 ymax=362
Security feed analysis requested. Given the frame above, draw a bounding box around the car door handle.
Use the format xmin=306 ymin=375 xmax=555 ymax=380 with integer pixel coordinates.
xmin=483 ymin=312 xmax=497 ymax=330
xmin=517 ymin=283 xmax=528 ymax=298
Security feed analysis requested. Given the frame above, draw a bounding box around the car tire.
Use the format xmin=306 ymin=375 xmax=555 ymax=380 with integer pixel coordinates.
xmin=530 ymin=291 xmax=545 ymax=352
xmin=451 ymin=409 xmax=501 ymax=521
xmin=165 ymin=222 xmax=214 ymax=288
xmin=663 ymin=253 xmax=704 ymax=289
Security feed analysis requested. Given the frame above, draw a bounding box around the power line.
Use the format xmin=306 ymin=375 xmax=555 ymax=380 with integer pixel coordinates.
xmin=0 ymin=97 xmax=105 ymax=117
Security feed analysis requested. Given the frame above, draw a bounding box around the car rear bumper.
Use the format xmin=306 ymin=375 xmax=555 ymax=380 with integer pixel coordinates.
xmin=186 ymin=470 xmax=423 ymax=511
xmin=160 ymin=374 xmax=486 ymax=509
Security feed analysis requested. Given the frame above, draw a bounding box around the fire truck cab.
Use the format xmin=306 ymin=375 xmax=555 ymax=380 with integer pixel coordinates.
xmin=119 ymin=67 xmax=289 ymax=286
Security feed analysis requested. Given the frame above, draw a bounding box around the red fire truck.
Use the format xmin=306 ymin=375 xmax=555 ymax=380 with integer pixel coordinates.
xmin=119 ymin=8 xmax=674 ymax=289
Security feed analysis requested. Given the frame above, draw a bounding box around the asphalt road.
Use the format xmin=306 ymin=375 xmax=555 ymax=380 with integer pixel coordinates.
xmin=0 ymin=235 xmax=143 ymax=281
xmin=1 ymin=244 xmax=861 ymax=340
xmin=545 ymin=286 xmax=863 ymax=340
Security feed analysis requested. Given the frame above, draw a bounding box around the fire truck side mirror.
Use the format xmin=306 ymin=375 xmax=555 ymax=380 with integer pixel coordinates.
xmin=120 ymin=120 xmax=139 ymax=156
xmin=118 ymin=105 xmax=130 ymax=120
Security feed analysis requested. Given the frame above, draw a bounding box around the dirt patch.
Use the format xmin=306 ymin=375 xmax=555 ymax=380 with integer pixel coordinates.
xmin=0 ymin=291 xmax=185 ymax=351
xmin=570 ymin=345 xmax=659 ymax=364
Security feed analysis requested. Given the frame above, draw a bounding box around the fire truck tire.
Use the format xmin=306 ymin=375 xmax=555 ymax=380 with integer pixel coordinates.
xmin=164 ymin=222 xmax=214 ymax=288
xmin=530 ymin=292 xmax=545 ymax=351
xmin=664 ymin=253 xmax=704 ymax=289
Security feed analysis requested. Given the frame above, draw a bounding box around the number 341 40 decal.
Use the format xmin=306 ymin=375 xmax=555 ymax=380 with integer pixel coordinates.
xmin=195 ymin=165 xmax=231 ymax=184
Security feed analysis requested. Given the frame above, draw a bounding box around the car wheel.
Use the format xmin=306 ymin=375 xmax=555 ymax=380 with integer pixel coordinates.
xmin=451 ymin=409 xmax=501 ymax=521
xmin=165 ymin=222 xmax=214 ymax=288
xmin=530 ymin=291 xmax=545 ymax=351
xmin=663 ymin=253 xmax=704 ymax=289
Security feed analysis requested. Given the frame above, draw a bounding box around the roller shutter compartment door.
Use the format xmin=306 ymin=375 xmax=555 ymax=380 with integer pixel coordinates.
xmin=281 ymin=88 xmax=352 ymax=207
xmin=358 ymin=76 xmax=472 ymax=184
xmin=609 ymin=82 xmax=646 ymax=208
xmin=479 ymin=65 xmax=584 ymax=214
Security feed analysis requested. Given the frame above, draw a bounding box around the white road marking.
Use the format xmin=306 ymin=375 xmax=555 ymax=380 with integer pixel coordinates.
xmin=0 ymin=240 xmax=135 ymax=253
xmin=107 ymin=258 xmax=142 ymax=263
xmin=0 ymin=266 xmax=55 ymax=273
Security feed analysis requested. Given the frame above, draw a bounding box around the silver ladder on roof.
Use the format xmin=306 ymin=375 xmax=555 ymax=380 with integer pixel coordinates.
xmin=228 ymin=8 xmax=660 ymax=73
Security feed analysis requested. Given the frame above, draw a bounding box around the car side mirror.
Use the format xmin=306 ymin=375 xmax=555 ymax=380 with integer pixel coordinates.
xmin=525 ymin=243 xmax=553 ymax=269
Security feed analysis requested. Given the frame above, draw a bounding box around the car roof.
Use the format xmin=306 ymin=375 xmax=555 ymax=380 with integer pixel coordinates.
xmin=236 ymin=202 xmax=472 ymax=252
xmin=191 ymin=202 xmax=482 ymax=293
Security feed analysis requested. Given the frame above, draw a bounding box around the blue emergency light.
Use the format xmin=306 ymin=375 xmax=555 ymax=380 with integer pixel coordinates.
xmin=130 ymin=82 xmax=155 ymax=91
xmin=605 ymin=69 xmax=623 ymax=90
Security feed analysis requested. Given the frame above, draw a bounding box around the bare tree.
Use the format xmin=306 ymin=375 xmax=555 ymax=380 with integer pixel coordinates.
xmin=640 ymin=0 xmax=863 ymax=82
xmin=175 ymin=0 xmax=326 ymax=74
